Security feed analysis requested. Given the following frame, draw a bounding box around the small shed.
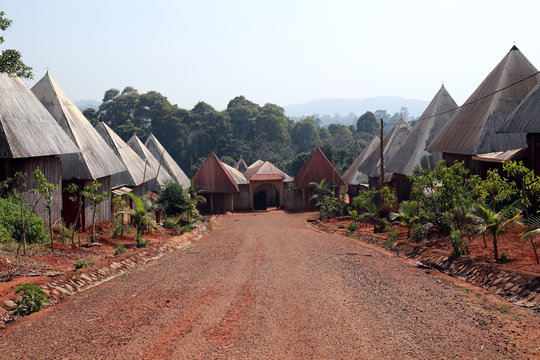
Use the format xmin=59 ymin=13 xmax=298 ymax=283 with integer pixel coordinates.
xmin=427 ymin=46 xmax=540 ymax=177
xmin=144 ymin=133 xmax=190 ymax=189
xmin=32 ymin=72 xmax=125 ymax=229
xmin=0 ymin=73 xmax=79 ymax=225
xmin=127 ymin=134 xmax=173 ymax=191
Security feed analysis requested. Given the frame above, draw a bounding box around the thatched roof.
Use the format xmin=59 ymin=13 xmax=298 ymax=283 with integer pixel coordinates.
xmin=31 ymin=72 xmax=125 ymax=180
xmin=499 ymin=82 xmax=540 ymax=133
xmin=236 ymin=157 xmax=248 ymax=173
xmin=95 ymin=122 xmax=155 ymax=188
xmin=293 ymin=147 xmax=345 ymax=189
xmin=127 ymin=134 xmax=173 ymax=189
xmin=357 ymin=116 xmax=411 ymax=178
xmin=427 ymin=46 xmax=540 ymax=155
xmin=222 ymin=163 xmax=248 ymax=184
xmin=245 ymin=161 xmax=293 ymax=182
xmin=144 ymin=134 xmax=190 ymax=189
xmin=193 ymin=152 xmax=239 ymax=193
xmin=386 ymin=85 xmax=458 ymax=176
xmin=343 ymin=134 xmax=380 ymax=185
xmin=0 ymin=73 xmax=79 ymax=158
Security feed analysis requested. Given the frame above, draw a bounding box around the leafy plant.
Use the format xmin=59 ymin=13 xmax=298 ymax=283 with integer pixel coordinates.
xmin=389 ymin=200 xmax=419 ymax=238
xmin=32 ymin=169 xmax=58 ymax=252
xmin=309 ymin=179 xmax=335 ymax=220
xmin=180 ymin=225 xmax=194 ymax=234
xmin=412 ymin=223 xmax=424 ymax=243
xmin=158 ymin=180 xmax=189 ymax=216
xmin=347 ymin=220 xmax=358 ymax=232
xmin=449 ymin=229 xmax=470 ymax=256
xmin=0 ymin=196 xmax=45 ymax=245
xmin=14 ymin=283 xmax=48 ymax=315
xmin=112 ymin=195 xmax=129 ymax=237
xmin=500 ymin=251 xmax=511 ymax=262
xmin=520 ymin=216 xmax=540 ymax=265
xmin=125 ymin=193 xmax=161 ymax=235
xmin=386 ymin=227 xmax=399 ymax=249
xmin=74 ymin=260 xmax=87 ymax=269
xmin=352 ymin=187 xmax=395 ymax=232
xmin=113 ymin=242 xmax=126 ymax=255
xmin=81 ymin=180 xmax=108 ymax=243
xmin=135 ymin=233 xmax=149 ymax=248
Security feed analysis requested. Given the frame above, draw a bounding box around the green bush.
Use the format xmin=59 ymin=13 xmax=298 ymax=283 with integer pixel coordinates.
xmin=162 ymin=217 xmax=176 ymax=229
xmin=135 ymin=233 xmax=149 ymax=248
xmin=347 ymin=220 xmax=358 ymax=232
xmin=113 ymin=242 xmax=126 ymax=255
xmin=386 ymin=227 xmax=399 ymax=249
xmin=158 ymin=181 xmax=189 ymax=216
xmin=14 ymin=283 xmax=49 ymax=315
xmin=0 ymin=196 xmax=45 ymax=244
xmin=74 ymin=260 xmax=87 ymax=269
xmin=180 ymin=225 xmax=194 ymax=234
xmin=413 ymin=223 xmax=424 ymax=243
xmin=450 ymin=229 xmax=470 ymax=256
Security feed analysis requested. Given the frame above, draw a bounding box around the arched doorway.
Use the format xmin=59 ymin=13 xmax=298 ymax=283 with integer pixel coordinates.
xmin=253 ymin=183 xmax=280 ymax=210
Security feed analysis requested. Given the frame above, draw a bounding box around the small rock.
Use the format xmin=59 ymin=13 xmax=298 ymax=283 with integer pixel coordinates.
xmin=3 ymin=300 xmax=15 ymax=309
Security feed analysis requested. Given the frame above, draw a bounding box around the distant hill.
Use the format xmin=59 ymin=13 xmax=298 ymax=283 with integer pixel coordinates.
xmin=75 ymin=99 xmax=100 ymax=110
xmin=284 ymin=97 xmax=429 ymax=124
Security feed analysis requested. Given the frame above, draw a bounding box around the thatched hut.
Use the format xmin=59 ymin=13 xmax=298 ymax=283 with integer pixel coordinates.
xmin=0 ymin=73 xmax=79 ymax=224
xmin=127 ymin=134 xmax=173 ymax=192
xmin=244 ymin=160 xmax=292 ymax=210
xmin=144 ymin=133 xmax=190 ymax=189
xmin=343 ymin=134 xmax=379 ymax=199
xmin=31 ymin=72 xmax=125 ymax=228
xmin=427 ymin=46 xmax=540 ymax=177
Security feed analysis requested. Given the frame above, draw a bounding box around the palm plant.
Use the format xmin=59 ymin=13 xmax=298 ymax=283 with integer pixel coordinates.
xmin=468 ymin=201 xmax=522 ymax=261
xmin=519 ymin=216 xmax=540 ymax=265
xmin=126 ymin=193 xmax=161 ymax=235
xmin=389 ymin=200 xmax=418 ymax=238
xmin=309 ymin=179 xmax=334 ymax=220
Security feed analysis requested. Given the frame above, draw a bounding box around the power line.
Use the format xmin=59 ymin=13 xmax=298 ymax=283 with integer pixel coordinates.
xmin=400 ymin=70 xmax=540 ymax=126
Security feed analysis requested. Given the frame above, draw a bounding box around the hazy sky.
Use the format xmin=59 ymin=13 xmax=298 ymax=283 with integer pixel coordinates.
xmin=3 ymin=1 xmax=540 ymax=113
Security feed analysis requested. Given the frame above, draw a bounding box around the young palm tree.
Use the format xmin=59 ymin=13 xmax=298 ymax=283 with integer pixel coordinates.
xmin=519 ymin=216 xmax=540 ymax=265
xmin=468 ymin=201 xmax=522 ymax=260
xmin=309 ymin=179 xmax=334 ymax=220
xmin=126 ymin=193 xmax=160 ymax=235
xmin=389 ymin=200 xmax=418 ymax=238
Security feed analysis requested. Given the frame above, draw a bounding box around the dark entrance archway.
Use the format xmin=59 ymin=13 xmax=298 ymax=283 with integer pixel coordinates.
xmin=253 ymin=184 xmax=280 ymax=210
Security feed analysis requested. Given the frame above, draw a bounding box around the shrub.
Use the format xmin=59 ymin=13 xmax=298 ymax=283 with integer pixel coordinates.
xmin=386 ymin=227 xmax=399 ymax=249
xmin=158 ymin=181 xmax=189 ymax=216
xmin=74 ymin=260 xmax=87 ymax=269
xmin=113 ymin=242 xmax=126 ymax=255
xmin=180 ymin=225 xmax=194 ymax=234
xmin=162 ymin=217 xmax=176 ymax=229
xmin=347 ymin=220 xmax=358 ymax=232
xmin=500 ymin=251 xmax=511 ymax=262
xmin=413 ymin=223 xmax=424 ymax=243
xmin=14 ymin=283 xmax=49 ymax=315
xmin=337 ymin=224 xmax=345 ymax=229
xmin=450 ymin=229 xmax=470 ymax=256
xmin=135 ymin=233 xmax=149 ymax=248
xmin=0 ymin=196 xmax=45 ymax=244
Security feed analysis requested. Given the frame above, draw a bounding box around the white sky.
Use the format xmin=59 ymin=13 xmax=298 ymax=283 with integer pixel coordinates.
xmin=3 ymin=0 xmax=540 ymax=111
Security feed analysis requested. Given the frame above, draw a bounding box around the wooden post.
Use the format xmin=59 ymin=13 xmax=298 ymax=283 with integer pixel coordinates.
xmin=210 ymin=193 xmax=214 ymax=214
xmin=380 ymin=118 xmax=384 ymax=190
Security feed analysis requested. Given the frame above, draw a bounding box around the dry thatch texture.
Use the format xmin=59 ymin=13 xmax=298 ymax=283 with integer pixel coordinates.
xmin=193 ymin=152 xmax=239 ymax=193
xmin=342 ymin=134 xmax=380 ymax=185
xmin=427 ymin=46 xmax=540 ymax=155
xmin=95 ymin=122 xmax=155 ymax=188
xmin=127 ymin=134 xmax=173 ymax=190
xmin=357 ymin=116 xmax=411 ymax=178
xmin=0 ymin=73 xmax=79 ymax=158
xmin=386 ymin=85 xmax=458 ymax=176
xmin=145 ymin=133 xmax=190 ymax=189
xmin=293 ymin=147 xmax=345 ymax=189
xmin=244 ymin=160 xmax=293 ymax=182
xmin=31 ymin=72 xmax=126 ymax=180
xmin=499 ymin=82 xmax=540 ymax=134
xmin=222 ymin=163 xmax=249 ymax=184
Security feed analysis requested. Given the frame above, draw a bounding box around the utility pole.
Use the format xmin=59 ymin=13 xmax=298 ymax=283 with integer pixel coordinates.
xmin=380 ymin=118 xmax=384 ymax=190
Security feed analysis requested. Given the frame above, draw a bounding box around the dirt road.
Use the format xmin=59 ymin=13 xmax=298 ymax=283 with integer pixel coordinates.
xmin=0 ymin=211 xmax=537 ymax=359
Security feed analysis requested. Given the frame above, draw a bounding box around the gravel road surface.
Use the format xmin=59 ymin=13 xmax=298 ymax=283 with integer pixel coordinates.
xmin=0 ymin=211 xmax=537 ymax=359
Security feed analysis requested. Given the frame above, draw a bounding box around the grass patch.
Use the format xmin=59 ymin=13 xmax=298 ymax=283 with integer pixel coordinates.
xmin=498 ymin=305 xmax=510 ymax=314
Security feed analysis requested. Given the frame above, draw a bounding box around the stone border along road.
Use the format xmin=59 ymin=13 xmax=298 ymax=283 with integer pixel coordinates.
xmin=0 ymin=221 xmax=213 ymax=328
xmin=313 ymin=221 xmax=540 ymax=312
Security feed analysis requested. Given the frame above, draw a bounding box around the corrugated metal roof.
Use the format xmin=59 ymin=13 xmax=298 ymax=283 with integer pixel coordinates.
xmin=498 ymin=82 xmax=540 ymax=133
xmin=472 ymin=148 xmax=526 ymax=163
xmin=0 ymin=73 xmax=79 ymax=158
xmin=236 ymin=157 xmax=248 ymax=173
xmin=386 ymin=85 xmax=458 ymax=176
xmin=244 ymin=161 xmax=293 ymax=182
xmin=222 ymin=163 xmax=249 ymax=184
xmin=342 ymin=134 xmax=380 ymax=185
xmin=357 ymin=116 xmax=411 ymax=178
xmin=293 ymin=147 xmax=345 ymax=189
xmin=95 ymin=122 xmax=154 ymax=187
xmin=193 ymin=152 xmax=239 ymax=193
xmin=31 ymin=72 xmax=126 ymax=180
xmin=127 ymin=134 xmax=173 ymax=189
xmin=144 ymin=133 xmax=190 ymax=189
xmin=427 ymin=46 xmax=540 ymax=155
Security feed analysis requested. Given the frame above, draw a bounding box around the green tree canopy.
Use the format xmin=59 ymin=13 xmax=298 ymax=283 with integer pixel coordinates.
xmin=0 ymin=11 xmax=32 ymax=78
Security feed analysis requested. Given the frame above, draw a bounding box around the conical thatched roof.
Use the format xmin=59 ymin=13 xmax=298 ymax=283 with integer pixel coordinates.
xmin=144 ymin=133 xmax=190 ymax=189
xmin=244 ymin=161 xmax=293 ymax=182
xmin=95 ymin=122 xmax=155 ymax=188
xmin=31 ymin=72 xmax=125 ymax=179
xmin=236 ymin=157 xmax=248 ymax=173
xmin=427 ymin=46 xmax=540 ymax=155
xmin=222 ymin=163 xmax=248 ymax=184
xmin=0 ymin=73 xmax=79 ymax=158
xmin=343 ymin=134 xmax=380 ymax=185
xmin=386 ymin=85 xmax=458 ymax=176
xmin=293 ymin=147 xmax=345 ymax=189
xmin=357 ymin=116 xmax=411 ymax=178
xmin=127 ymin=134 xmax=172 ymax=189
xmin=499 ymin=82 xmax=540 ymax=133
xmin=193 ymin=152 xmax=239 ymax=193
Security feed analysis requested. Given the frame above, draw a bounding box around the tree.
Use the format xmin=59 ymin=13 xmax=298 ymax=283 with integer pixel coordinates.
xmin=66 ymin=183 xmax=83 ymax=246
xmin=82 ymin=108 xmax=99 ymax=126
xmin=290 ymin=117 xmax=320 ymax=153
xmin=32 ymin=169 xmax=58 ymax=252
xmin=81 ymin=180 xmax=108 ymax=243
xmin=125 ymin=193 xmax=158 ymax=235
xmin=389 ymin=200 xmax=419 ymax=238
xmin=309 ymin=179 xmax=334 ymax=220
xmin=0 ymin=12 xmax=32 ymax=79
xmin=356 ymin=111 xmax=378 ymax=134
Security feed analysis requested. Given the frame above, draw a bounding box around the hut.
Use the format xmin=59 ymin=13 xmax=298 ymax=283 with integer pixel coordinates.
xmin=193 ymin=152 xmax=240 ymax=213
xmin=144 ymin=133 xmax=190 ymax=189
xmin=222 ymin=162 xmax=250 ymax=211
xmin=0 ymin=73 xmax=79 ymax=224
xmin=357 ymin=115 xmax=411 ymax=188
xmin=498 ymin=82 xmax=540 ymax=175
xmin=289 ymin=147 xmax=345 ymax=210
xmin=343 ymin=134 xmax=380 ymax=199
xmin=127 ymin=134 xmax=173 ymax=192
xmin=31 ymin=72 xmax=126 ymax=228
xmin=95 ymin=121 xmax=156 ymax=198
xmin=427 ymin=46 xmax=540 ymax=177
xmin=244 ymin=160 xmax=293 ymax=210
xmin=385 ymin=85 xmax=458 ymax=200
xmin=235 ymin=157 xmax=248 ymax=173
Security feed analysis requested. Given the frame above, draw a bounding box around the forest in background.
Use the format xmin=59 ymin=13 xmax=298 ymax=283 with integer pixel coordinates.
xmin=82 ymin=87 xmax=412 ymax=178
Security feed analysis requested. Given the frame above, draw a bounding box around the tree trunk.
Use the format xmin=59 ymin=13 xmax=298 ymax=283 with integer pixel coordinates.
xmin=530 ymin=238 xmax=539 ymax=265
xmin=48 ymin=207 xmax=54 ymax=253
xmin=482 ymin=232 xmax=487 ymax=248
xmin=493 ymin=233 xmax=499 ymax=261
xmin=91 ymin=206 xmax=96 ymax=243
